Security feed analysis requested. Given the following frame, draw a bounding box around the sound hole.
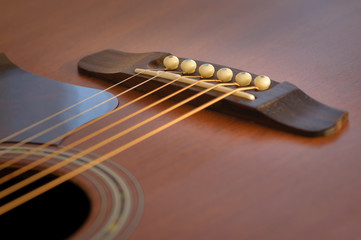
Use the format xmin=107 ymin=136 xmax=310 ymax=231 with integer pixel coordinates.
xmin=0 ymin=167 xmax=91 ymax=239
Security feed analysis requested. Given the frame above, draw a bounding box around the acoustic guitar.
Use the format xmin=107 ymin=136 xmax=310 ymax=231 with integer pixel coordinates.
xmin=0 ymin=0 xmax=360 ymax=239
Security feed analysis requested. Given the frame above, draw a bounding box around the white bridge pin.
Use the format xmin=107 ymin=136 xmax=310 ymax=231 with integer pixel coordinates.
xmin=163 ymin=55 xmax=179 ymax=70
xmin=199 ymin=64 xmax=215 ymax=78
xmin=217 ymin=68 xmax=233 ymax=82
xmin=235 ymin=72 xmax=252 ymax=86
xmin=181 ymin=59 xmax=197 ymax=74
xmin=254 ymin=75 xmax=271 ymax=90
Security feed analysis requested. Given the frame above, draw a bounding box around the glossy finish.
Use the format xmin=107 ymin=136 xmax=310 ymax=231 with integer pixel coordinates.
xmin=0 ymin=53 xmax=118 ymax=144
xmin=1 ymin=0 xmax=361 ymax=239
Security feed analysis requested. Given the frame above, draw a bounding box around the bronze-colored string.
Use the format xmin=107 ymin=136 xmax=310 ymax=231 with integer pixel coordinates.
xmin=0 ymin=73 xmax=142 ymax=145
xmin=0 ymin=79 xmax=225 ymax=199
xmin=0 ymin=73 xmax=160 ymax=170
xmin=0 ymin=83 xmax=251 ymax=215
xmin=0 ymin=75 xmax=210 ymax=184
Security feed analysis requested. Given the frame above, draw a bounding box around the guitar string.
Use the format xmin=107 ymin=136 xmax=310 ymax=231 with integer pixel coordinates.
xmin=0 ymin=81 xmax=239 ymax=199
xmin=0 ymin=72 xmax=142 ymax=145
xmin=0 ymin=75 xmax=210 ymax=184
xmin=0 ymin=84 xmax=251 ymax=215
xmin=0 ymin=73 xmax=160 ymax=170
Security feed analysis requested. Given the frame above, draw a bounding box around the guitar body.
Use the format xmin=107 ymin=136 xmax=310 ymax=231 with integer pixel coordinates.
xmin=1 ymin=0 xmax=361 ymax=239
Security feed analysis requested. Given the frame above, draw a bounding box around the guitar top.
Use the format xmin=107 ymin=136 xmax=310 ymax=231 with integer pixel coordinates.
xmin=1 ymin=0 xmax=361 ymax=239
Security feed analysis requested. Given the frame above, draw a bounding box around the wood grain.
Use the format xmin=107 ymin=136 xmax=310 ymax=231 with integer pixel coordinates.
xmin=1 ymin=0 xmax=361 ymax=239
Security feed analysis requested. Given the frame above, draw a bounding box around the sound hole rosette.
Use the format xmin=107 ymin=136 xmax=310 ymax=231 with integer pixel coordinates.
xmin=0 ymin=145 xmax=144 ymax=239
